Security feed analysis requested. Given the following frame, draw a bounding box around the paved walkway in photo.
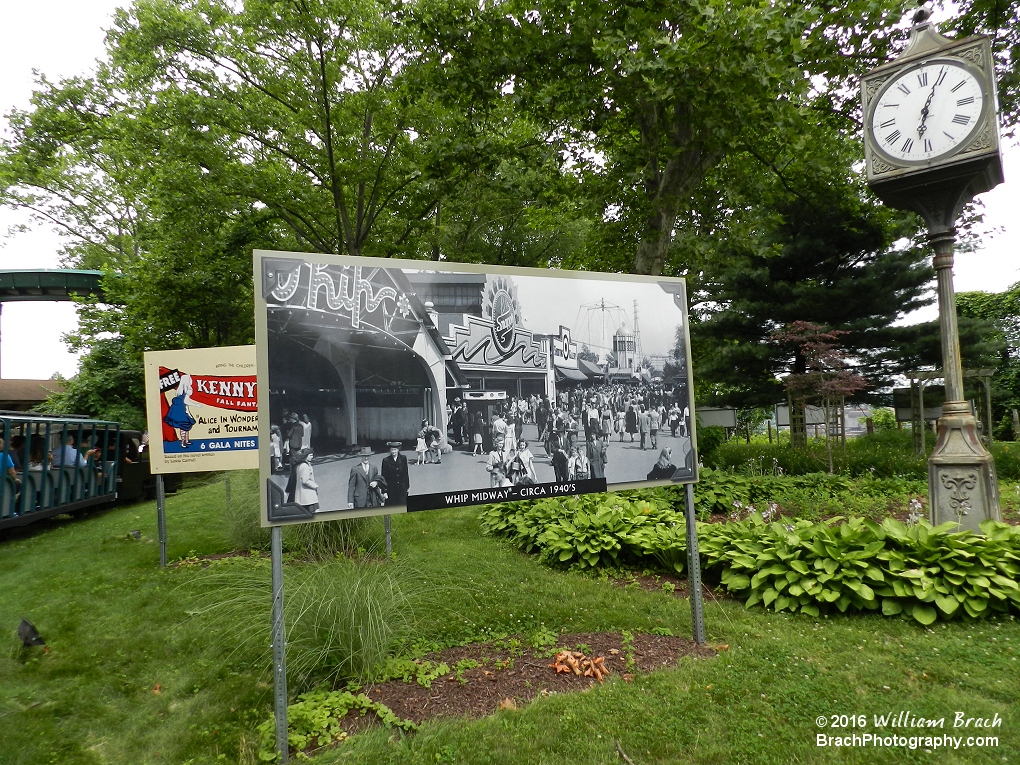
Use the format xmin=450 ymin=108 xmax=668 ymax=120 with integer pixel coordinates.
xmin=270 ymin=423 xmax=693 ymax=512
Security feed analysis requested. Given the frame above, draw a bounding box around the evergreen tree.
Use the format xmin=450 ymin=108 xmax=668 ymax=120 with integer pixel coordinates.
xmin=694 ymin=184 xmax=934 ymax=407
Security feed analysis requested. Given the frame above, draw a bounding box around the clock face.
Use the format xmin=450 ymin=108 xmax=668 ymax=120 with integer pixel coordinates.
xmin=869 ymin=60 xmax=985 ymax=163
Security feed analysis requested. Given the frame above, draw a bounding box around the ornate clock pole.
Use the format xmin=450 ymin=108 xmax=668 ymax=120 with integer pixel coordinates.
xmin=861 ymin=7 xmax=1004 ymax=531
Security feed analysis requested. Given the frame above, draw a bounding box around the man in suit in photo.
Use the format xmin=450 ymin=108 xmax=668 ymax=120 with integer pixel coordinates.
xmin=348 ymin=447 xmax=386 ymax=509
xmin=380 ymin=441 xmax=410 ymax=506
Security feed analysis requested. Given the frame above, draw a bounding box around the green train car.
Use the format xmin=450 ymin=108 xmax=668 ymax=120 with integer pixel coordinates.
xmin=0 ymin=415 xmax=175 ymax=531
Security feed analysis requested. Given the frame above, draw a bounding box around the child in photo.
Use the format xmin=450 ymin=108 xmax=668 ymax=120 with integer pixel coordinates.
xmin=415 ymin=430 xmax=427 ymax=464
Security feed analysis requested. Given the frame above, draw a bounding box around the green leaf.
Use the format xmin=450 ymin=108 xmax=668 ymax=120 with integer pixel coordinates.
xmin=881 ymin=598 xmax=902 ymax=616
xmin=990 ymin=575 xmax=1019 ymax=591
xmin=723 ymin=573 xmax=751 ymax=590
xmin=911 ymin=604 xmax=937 ymax=625
xmin=934 ymin=594 xmax=959 ymax=616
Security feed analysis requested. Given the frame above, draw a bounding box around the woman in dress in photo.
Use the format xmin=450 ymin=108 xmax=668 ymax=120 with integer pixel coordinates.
xmin=515 ymin=440 xmax=537 ymax=483
xmin=415 ymin=427 xmax=428 ymax=464
xmin=163 ymin=373 xmax=197 ymax=448
xmin=625 ymin=403 xmax=638 ymax=443
xmin=292 ymin=448 xmax=319 ymax=513
xmin=270 ymin=424 xmax=283 ymax=473
xmin=472 ymin=410 xmax=485 ymax=456
xmin=485 ymin=447 xmax=504 ymax=488
xmin=600 ymin=408 xmax=613 ymax=438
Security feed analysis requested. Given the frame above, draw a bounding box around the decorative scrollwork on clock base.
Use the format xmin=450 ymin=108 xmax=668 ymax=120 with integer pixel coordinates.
xmin=939 ymin=470 xmax=977 ymax=520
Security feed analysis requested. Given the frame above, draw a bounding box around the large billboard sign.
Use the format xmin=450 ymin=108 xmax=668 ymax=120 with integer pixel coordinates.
xmin=143 ymin=345 xmax=259 ymax=474
xmin=254 ymin=250 xmax=697 ymax=525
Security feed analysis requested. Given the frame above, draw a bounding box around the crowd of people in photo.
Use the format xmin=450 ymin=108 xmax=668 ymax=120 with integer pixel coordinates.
xmin=445 ymin=382 xmax=691 ymax=489
xmin=268 ymin=380 xmax=691 ymax=513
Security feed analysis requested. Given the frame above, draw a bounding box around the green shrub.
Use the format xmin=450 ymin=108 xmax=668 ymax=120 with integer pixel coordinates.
xmin=696 ymin=423 xmax=727 ymax=463
xmin=870 ymin=407 xmax=897 ymax=431
xmin=709 ymin=431 xmax=932 ymax=478
xmin=479 ymin=498 xmax=1020 ymax=625
xmin=706 ymin=515 xmax=1020 ymax=624
xmin=258 ymin=689 xmax=415 ymax=761
xmin=480 ymin=493 xmax=679 ymax=569
xmin=991 ymin=441 xmax=1020 ymax=481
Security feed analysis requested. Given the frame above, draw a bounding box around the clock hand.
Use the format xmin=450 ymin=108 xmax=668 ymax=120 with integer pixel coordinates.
xmin=917 ymin=77 xmax=940 ymax=137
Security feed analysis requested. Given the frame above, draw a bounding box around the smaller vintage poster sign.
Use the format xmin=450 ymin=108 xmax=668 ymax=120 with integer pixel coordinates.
xmin=144 ymin=345 xmax=259 ymax=474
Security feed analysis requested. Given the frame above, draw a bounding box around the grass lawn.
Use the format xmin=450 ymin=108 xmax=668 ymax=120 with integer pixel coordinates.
xmin=1 ymin=475 xmax=1018 ymax=764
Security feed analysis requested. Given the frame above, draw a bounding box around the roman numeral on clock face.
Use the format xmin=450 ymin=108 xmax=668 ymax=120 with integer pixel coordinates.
xmin=935 ymin=68 xmax=947 ymax=86
xmin=951 ymin=114 xmax=971 ymax=125
xmin=897 ymin=83 xmax=911 ymax=95
xmin=923 ymin=139 xmax=932 ymax=152
xmin=885 ymin=130 xmax=901 ymax=144
xmin=917 ymin=72 xmax=928 ymax=87
xmin=901 ymin=138 xmax=914 ymax=153
xmin=951 ymin=81 xmax=966 ymax=92
xmin=957 ymin=96 xmax=974 ymax=106
xmin=880 ymin=119 xmax=895 ymax=128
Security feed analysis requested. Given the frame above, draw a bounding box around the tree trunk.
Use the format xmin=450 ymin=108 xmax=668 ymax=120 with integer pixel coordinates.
xmin=633 ymin=202 xmax=678 ymax=276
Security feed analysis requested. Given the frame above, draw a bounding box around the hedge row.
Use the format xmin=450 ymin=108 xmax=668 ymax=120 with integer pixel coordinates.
xmin=706 ymin=433 xmax=1020 ymax=481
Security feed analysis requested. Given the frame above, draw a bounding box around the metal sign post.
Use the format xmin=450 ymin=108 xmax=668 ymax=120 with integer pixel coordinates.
xmin=683 ymin=483 xmax=706 ymax=645
xmin=271 ymin=523 xmax=289 ymax=762
xmin=156 ymin=474 xmax=167 ymax=568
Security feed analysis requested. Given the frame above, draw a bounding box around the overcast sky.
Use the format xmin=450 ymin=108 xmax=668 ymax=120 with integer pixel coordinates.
xmin=1 ymin=1 xmax=1017 ymax=379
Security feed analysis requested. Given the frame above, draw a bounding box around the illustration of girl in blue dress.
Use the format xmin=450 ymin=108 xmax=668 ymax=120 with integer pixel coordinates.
xmin=164 ymin=373 xmax=197 ymax=448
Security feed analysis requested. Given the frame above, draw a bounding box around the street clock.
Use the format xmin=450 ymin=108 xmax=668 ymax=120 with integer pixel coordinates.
xmin=859 ymin=7 xmax=1005 ymax=532
xmin=861 ymin=9 xmax=1002 ymax=222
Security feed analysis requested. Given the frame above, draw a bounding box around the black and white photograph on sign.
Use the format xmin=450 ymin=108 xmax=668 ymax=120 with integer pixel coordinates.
xmin=256 ymin=251 xmax=695 ymax=523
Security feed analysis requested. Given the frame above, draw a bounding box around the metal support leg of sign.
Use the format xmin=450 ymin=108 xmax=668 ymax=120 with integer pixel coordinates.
xmin=271 ymin=524 xmax=289 ymax=762
xmin=683 ymin=483 xmax=706 ymax=645
xmin=384 ymin=514 xmax=392 ymax=560
xmin=156 ymin=474 xmax=167 ymax=568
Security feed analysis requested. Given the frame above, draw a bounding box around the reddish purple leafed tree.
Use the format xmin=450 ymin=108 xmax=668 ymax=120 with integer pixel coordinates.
xmin=771 ymin=322 xmax=868 ymax=470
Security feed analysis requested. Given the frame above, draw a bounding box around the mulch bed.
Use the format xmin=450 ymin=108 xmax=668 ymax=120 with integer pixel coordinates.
xmin=364 ymin=631 xmax=716 ymax=725
xmin=292 ymin=631 xmax=717 ymax=757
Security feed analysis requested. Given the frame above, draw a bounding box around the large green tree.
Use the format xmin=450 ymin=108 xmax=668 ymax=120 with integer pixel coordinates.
xmin=1 ymin=0 xmax=581 ymax=424
xmin=5 ymin=0 xmax=1020 ymax=428
xmin=431 ymin=0 xmax=921 ymax=275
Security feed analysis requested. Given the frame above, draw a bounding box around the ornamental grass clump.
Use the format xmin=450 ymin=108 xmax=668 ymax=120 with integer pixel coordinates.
xmin=182 ymin=556 xmax=451 ymax=691
xmin=221 ymin=470 xmax=272 ymax=551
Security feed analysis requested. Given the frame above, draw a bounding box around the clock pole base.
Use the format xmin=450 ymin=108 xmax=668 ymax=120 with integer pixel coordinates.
xmin=927 ymin=401 xmax=1001 ymax=532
